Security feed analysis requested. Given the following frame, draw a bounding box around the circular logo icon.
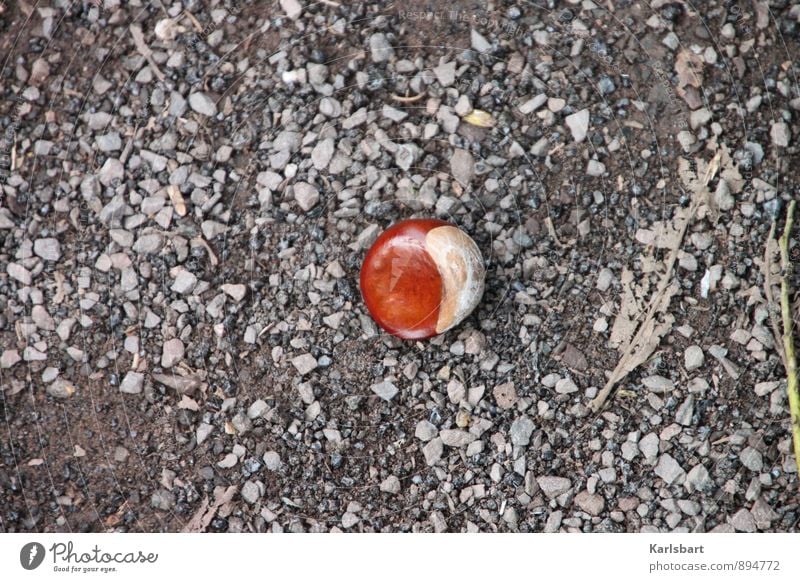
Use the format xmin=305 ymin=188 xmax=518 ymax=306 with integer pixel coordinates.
xmin=20 ymin=542 xmax=46 ymax=570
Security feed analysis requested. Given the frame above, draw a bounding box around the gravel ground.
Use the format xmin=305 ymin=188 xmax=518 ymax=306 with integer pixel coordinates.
xmin=1 ymin=0 xmax=799 ymax=533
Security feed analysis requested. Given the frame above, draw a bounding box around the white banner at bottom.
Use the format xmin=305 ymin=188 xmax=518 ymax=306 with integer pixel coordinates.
xmin=2 ymin=533 xmax=797 ymax=581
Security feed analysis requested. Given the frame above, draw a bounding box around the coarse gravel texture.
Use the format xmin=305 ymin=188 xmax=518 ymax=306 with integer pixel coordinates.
xmin=1 ymin=0 xmax=799 ymax=534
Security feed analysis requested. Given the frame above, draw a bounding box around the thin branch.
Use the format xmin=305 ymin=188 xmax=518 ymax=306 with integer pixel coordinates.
xmin=778 ymin=199 xmax=800 ymax=484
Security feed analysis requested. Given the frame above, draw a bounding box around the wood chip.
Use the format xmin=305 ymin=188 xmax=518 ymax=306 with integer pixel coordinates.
xmin=129 ymin=24 xmax=166 ymax=82
xmin=675 ymin=49 xmax=704 ymax=89
xmin=167 ymin=184 xmax=187 ymax=216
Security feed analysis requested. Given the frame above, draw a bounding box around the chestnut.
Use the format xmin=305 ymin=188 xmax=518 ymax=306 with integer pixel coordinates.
xmin=359 ymin=218 xmax=485 ymax=340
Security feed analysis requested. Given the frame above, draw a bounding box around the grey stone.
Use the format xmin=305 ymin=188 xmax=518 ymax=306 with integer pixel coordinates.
xmin=0 ymin=350 xmax=21 ymax=369
xmin=221 ymin=284 xmax=247 ymax=302
xmin=684 ymin=345 xmax=704 ymax=370
xmin=151 ymin=489 xmax=176 ymax=510
xmin=307 ymin=63 xmax=327 ymax=85
xmin=30 ymin=58 xmax=50 ymax=84
xmin=446 ymin=379 xmax=465 ymax=404
xmin=47 ymin=379 xmax=76 ymax=399
xmin=655 ymin=453 xmax=686 ymax=485
xmin=380 ymin=475 xmax=401 ymax=494
xmin=714 ymin=179 xmax=736 ymax=212
xmin=319 ymin=97 xmax=341 ymax=118
xmin=168 ymin=92 xmax=186 ymax=116
xmin=598 ymin=76 xmax=615 ymax=95
xmin=196 ymin=423 xmax=213 ymax=444
xmin=395 ymin=144 xmax=420 ymax=172
xmin=754 ymin=381 xmax=780 ymax=396
xmin=188 ymin=92 xmax=217 ymax=116
xmin=555 ymin=377 xmax=578 ymax=394
xmin=382 ymin=104 xmax=408 ymax=122
xmin=246 ymin=400 xmax=268 ymax=420
xmin=677 ymin=130 xmax=696 ymax=152
xmin=293 ymin=182 xmax=320 ymax=212
xmin=415 ymin=420 xmax=437 ymax=441
xmin=7 ymin=263 xmax=32 ymax=285
xmin=433 ymin=62 xmax=456 ymax=87
xmin=662 ymin=31 xmax=680 ymax=50
xmin=510 ymin=416 xmax=535 ymax=447
xmin=689 ymin=108 xmax=712 ymax=129
xmin=312 ymin=138 xmax=335 ymax=170
xmin=23 ymin=346 xmax=47 ymax=361
xmin=98 ymin=194 xmax=127 ymax=223
xmin=739 ymin=447 xmax=763 ymax=472
xmin=369 ymin=33 xmax=394 ymax=62
xmin=470 ymin=28 xmax=492 ymax=53
xmin=640 ymin=433 xmax=660 ymax=460
xmin=493 ymin=382 xmax=518 ymax=409
xmin=440 ymin=429 xmax=476 ymax=447
xmin=161 ymin=338 xmax=185 ymax=368
xmin=729 ymin=508 xmax=757 ymax=532
xmin=621 ymin=441 xmax=639 ymax=461
xmin=96 ymin=132 xmax=122 ymax=152
xmin=120 ymin=371 xmax=144 ymax=394
xmin=241 ymin=481 xmax=261 ymax=504
xmin=171 ymin=268 xmax=197 ymax=294
xmin=422 ymin=437 xmax=443 ymax=465
xmin=537 ymin=476 xmax=571 ymax=499
xmin=272 ymin=130 xmax=301 ymax=152
xmin=217 ymin=453 xmax=238 ymax=469
xmin=596 ymin=268 xmax=614 ymax=291
xmin=132 ymin=233 xmax=163 ymax=254
xmin=87 ymin=111 xmax=112 ymax=130
xmin=675 ymin=395 xmax=694 ymax=426
xmin=32 ymin=305 xmax=55 ymax=330
xmin=371 ymin=380 xmax=398 ymax=401
xmin=575 ymin=491 xmax=605 ymax=516
xmin=0 ymin=212 xmax=14 ymax=229
xmin=201 ymin=221 xmax=227 ymax=239
xmin=544 ymin=510 xmax=563 ymax=532
xmin=454 ymin=95 xmax=472 ymax=116
xmin=643 ymin=375 xmax=674 ymax=393
xmin=280 ymin=0 xmax=302 ymax=19
xmin=450 ymin=148 xmax=474 ymax=186
xmin=341 ymin=512 xmax=360 ymax=529
xmin=685 ymin=464 xmax=711 ymax=492
xmin=292 ymin=353 xmax=318 ymax=375
xmin=257 ymin=171 xmax=283 ymax=190
xmin=519 ymin=93 xmax=547 ymax=115
xmin=565 ymin=109 xmax=590 ymax=142
xmin=770 ymin=121 xmax=790 ymax=147
xmin=751 ymin=497 xmax=778 ymax=528
xmin=263 ymin=451 xmax=282 ymax=471
xmin=586 ymin=159 xmax=606 ymax=176
xmin=34 ymin=238 xmax=61 ymax=261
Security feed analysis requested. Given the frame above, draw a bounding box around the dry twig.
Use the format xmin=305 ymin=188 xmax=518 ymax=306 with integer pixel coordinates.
xmin=390 ymin=92 xmax=425 ymax=103
xmin=777 ymin=200 xmax=800 ymax=482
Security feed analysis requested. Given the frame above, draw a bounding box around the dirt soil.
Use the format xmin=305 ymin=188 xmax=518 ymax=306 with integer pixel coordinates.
xmin=0 ymin=0 xmax=799 ymax=533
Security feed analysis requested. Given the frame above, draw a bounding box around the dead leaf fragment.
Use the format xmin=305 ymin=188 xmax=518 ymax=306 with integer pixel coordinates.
xmin=182 ymin=485 xmax=238 ymax=533
xmin=462 ymin=109 xmax=495 ymax=128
